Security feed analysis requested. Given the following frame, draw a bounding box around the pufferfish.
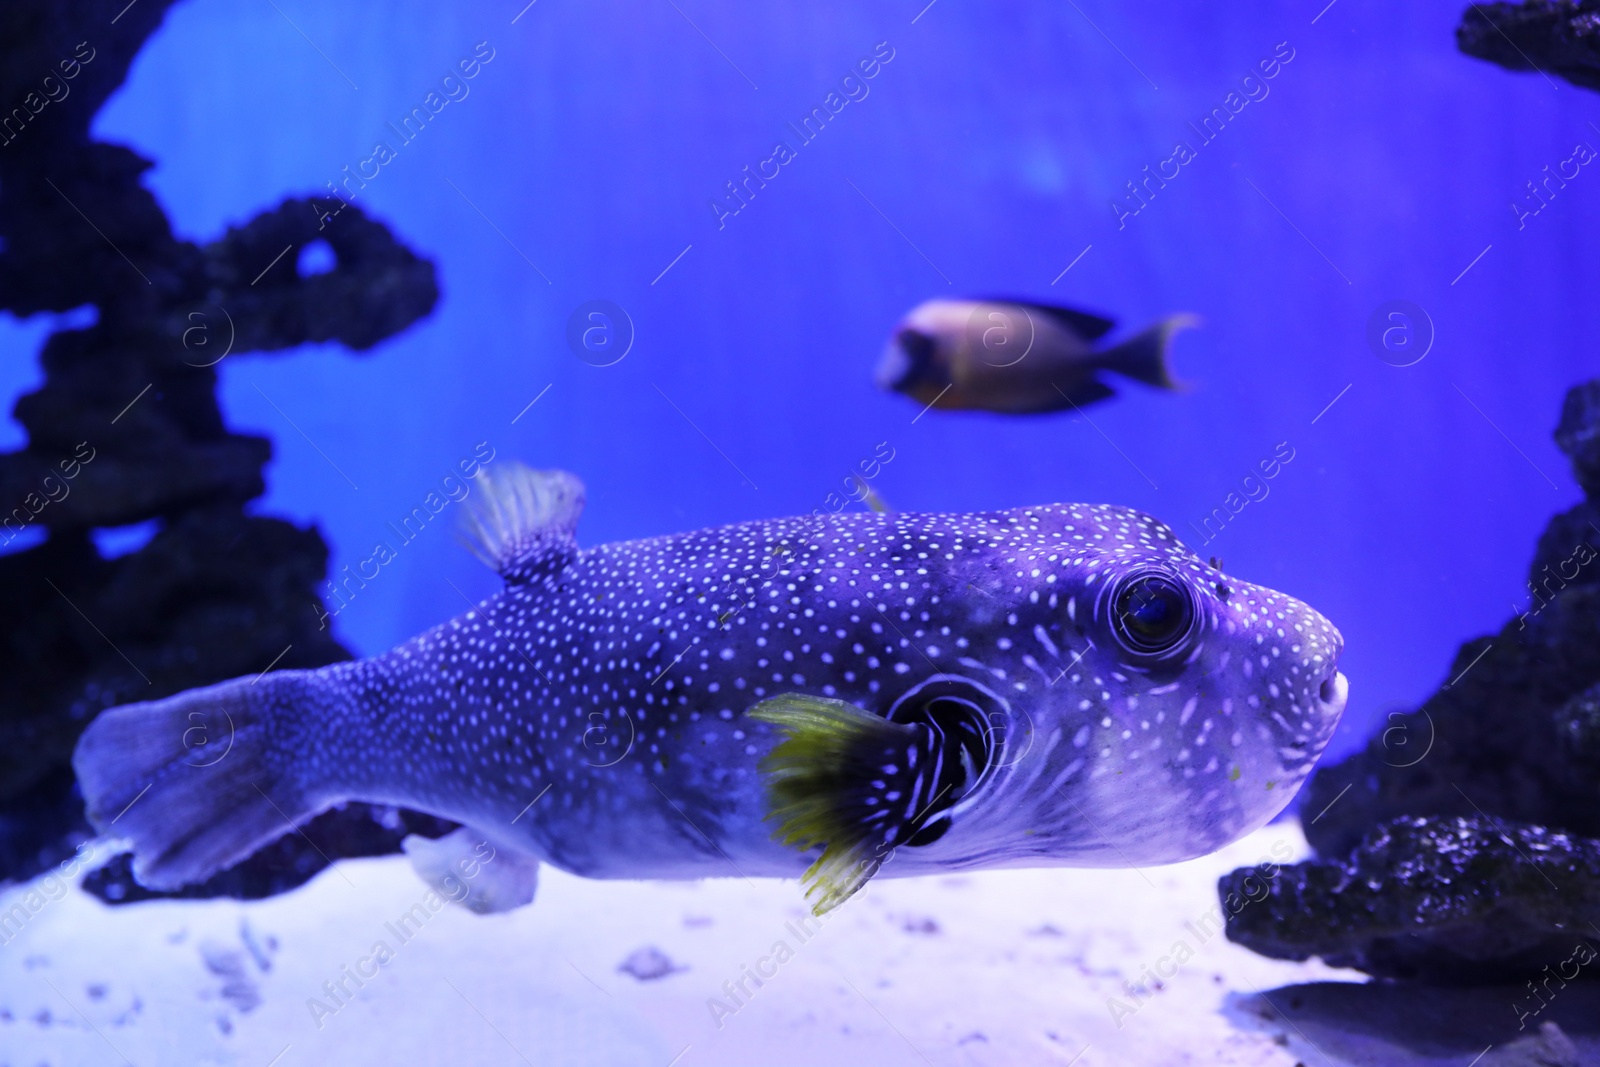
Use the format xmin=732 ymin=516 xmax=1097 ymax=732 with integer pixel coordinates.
xmin=877 ymin=298 xmax=1198 ymax=415
xmin=74 ymin=464 xmax=1347 ymax=915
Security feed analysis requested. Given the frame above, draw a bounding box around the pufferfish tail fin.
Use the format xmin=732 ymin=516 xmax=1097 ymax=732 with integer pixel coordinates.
xmin=461 ymin=462 xmax=585 ymax=582
xmin=73 ymin=671 xmax=333 ymax=891
xmin=1096 ymin=313 xmax=1200 ymax=391
xmin=748 ymin=697 xmax=934 ymax=915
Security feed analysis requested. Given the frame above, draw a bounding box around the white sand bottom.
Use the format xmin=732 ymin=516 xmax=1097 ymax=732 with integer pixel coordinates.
xmin=2 ymin=822 xmax=1597 ymax=1066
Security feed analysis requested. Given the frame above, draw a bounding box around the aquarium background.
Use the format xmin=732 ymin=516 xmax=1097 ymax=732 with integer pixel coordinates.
xmin=2 ymin=0 xmax=1595 ymax=767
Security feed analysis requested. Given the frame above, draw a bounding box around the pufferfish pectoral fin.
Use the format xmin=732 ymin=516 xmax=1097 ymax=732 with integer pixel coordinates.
xmin=747 ymin=694 xmax=955 ymax=915
xmin=461 ymin=461 xmax=585 ymax=582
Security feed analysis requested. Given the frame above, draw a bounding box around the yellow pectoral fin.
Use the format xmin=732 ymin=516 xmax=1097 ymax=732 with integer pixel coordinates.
xmin=746 ymin=693 xmax=914 ymax=914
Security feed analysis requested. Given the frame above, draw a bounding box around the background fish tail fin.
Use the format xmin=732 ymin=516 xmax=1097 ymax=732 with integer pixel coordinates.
xmin=1098 ymin=313 xmax=1199 ymax=390
xmin=72 ymin=671 xmax=331 ymax=891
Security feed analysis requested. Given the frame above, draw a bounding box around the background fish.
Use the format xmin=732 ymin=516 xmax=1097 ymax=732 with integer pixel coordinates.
xmin=74 ymin=463 xmax=1346 ymax=915
xmin=876 ymin=298 xmax=1198 ymax=414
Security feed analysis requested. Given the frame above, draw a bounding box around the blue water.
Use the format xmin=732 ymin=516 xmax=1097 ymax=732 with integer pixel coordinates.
xmin=6 ymin=0 xmax=1596 ymax=765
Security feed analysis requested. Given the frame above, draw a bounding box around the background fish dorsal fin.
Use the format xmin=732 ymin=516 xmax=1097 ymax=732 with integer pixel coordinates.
xmin=461 ymin=461 xmax=585 ymax=582
xmin=980 ymin=297 xmax=1117 ymax=341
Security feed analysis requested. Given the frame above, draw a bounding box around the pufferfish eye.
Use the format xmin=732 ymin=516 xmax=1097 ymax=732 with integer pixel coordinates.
xmin=1111 ymin=572 xmax=1195 ymax=656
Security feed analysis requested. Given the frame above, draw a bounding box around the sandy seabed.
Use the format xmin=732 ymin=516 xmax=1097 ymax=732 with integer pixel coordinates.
xmin=1 ymin=822 xmax=1597 ymax=1067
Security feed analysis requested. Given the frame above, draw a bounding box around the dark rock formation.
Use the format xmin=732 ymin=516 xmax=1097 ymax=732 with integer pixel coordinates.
xmin=0 ymin=0 xmax=448 ymax=899
xmin=1223 ymin=379 xmax=1600 ymax=980
xmin=1224 ymin=816 xmax=1600 ymax=982
xmin=1457 ymin=1 xmax=1600 ymax=91
xmin=1227 ymin=981 xmax=1600 ymax=1065
xmin=1297 ymin=586 xmax=1600 ymax=866
xmin=1555 ymin=379 xmax=1600 ymax=496
xmin=83 ymin=805 xmax=459 ymax=904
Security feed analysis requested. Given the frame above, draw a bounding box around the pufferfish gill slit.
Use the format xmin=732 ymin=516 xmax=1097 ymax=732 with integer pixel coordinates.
xmin=72 ymin=462 xmax=1349 ymax=916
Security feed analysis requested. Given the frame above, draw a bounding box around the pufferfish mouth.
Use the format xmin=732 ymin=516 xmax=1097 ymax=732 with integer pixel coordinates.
xmin=1318 ymin=670 xmax=1349 ymax=714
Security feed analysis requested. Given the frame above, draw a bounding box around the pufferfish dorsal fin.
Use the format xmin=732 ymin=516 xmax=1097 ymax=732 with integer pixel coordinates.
xmin=747 ymin=693 xmax=936 ymax=915
xmin=460 ymin=462 xmax=584 ymax=583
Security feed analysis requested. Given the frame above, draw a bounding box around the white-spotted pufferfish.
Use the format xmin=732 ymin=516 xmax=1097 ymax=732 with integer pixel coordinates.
xmin=74 ymin=464 xmax=1348 ymax=914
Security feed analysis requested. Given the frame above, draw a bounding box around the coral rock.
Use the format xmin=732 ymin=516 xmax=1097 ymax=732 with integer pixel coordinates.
xmin=1458 ymin=1 xmax=1600 ymax=92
